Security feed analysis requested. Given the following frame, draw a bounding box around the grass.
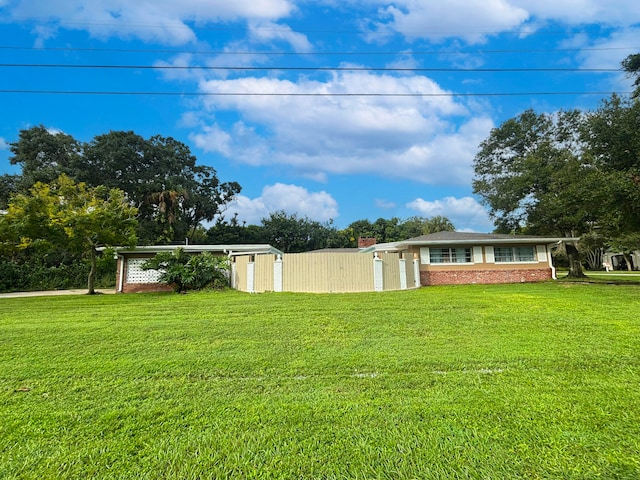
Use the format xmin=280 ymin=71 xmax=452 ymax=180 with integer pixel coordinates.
xmin=558 ymin=270 xmax=640 ymax=285
xmin=1 ymin=283 xmax=639 ymax=479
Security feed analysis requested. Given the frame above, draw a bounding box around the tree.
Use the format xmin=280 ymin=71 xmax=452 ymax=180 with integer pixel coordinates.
xmin=473 ymin=109 xmax=589 ymax=276
xmin=0 ymin=174 xmax=18 ymax=209
xmin=8 ymin=127 xmax=241 ymax=245
xmin=260 ymin=211 xmax=336 ymax=253
xmin=81 ymin=132 xmax=240 ymax=244
xmin=622 ymin=53 xmax=640 ymax=98
xmin=1 ymin=175 xmax=138 ymax=294
xmin=8 ymin=125 xmax=83 ymax=192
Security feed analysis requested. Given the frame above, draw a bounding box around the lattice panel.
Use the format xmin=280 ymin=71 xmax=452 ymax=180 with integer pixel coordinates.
xmin=126 ymin=258 xmax=163 ymax=284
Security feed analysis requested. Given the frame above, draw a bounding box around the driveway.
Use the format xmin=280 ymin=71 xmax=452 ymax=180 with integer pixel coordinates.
xmin=0 ymin=289 xmax=115 ymax=298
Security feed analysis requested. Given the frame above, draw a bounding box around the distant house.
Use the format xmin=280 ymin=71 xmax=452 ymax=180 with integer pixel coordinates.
xmin=603 ymin=250 xmax=639 ymax=271
xmin=112 ymin=232 xmax=576 ymax=294
xmin=362 ymin=231 xmax=576 ymax=286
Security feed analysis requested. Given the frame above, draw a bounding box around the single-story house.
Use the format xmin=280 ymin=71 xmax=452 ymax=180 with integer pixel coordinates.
xmin=111 ymin=232 xmax=577 ymax=293
xmin=363 ymin=231 xmax=577 ymax=286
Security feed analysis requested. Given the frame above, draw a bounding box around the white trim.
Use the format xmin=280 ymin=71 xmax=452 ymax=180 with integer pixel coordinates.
xmin=420 ymin=247 xmax=430 ymax=265
xmin=413 ymin=259 xmax=421 ymax=287
xmin=473 ymin=246 xmax=483 ymax=263
xmin=273 ymin=255 xmax=283 ymax=292
xmin=117 ymin=255 xmax=125 ymax=292
xmin=536 ymin=244 xmax=548 ymax=262
xmin=399 ymin=259 xmax=407 ymax=290
xmin=373 ymin=254 xmax=384 ymax=292
xmin=246 ymin=262 xmax=255 ymax=293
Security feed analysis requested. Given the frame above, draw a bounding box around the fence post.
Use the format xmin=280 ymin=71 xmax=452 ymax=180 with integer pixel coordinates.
xmin=413 ymin=253 xmax=421 ymax=287
xmin=399 ymin=257 xmax=407 ymax=290
xmin=274 ymin=254 xmax=283 ymax=292
xmin=246 ymin=257 xmax=255 ymax=293
xmin=373 ymin=252 xmax=384 ymax=292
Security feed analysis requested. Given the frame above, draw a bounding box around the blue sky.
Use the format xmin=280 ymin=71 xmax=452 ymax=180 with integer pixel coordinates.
xmin=0 ymin=1 xmax=638 ymax=232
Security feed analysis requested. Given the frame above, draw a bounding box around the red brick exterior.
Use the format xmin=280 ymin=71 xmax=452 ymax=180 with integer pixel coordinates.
xmin=421 ymin=268 xmax=552 ymax=286
xmin=120 ymin=283 xmax=174 ymax=294
xmin=358 ymin=237 xmax=376 ymax=248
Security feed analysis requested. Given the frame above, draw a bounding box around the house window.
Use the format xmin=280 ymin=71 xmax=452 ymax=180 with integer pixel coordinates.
xmin=494 ymin=246 xmax=536 ymax=263
xmin=429 ymin=247 xmax=472 ymax=264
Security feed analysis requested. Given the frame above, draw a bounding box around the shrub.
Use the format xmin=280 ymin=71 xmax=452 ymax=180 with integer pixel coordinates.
xmin=141 ymin=248 xmax=230 ymax=293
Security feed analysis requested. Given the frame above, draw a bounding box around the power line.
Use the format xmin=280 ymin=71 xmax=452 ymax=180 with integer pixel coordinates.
xmin=0 ymin=63 xmax=622 ymax=72
xmin=0 ymin=89 xmax=630 ymax=97
xmin=0 ymin=45 xmax=637 ymax=56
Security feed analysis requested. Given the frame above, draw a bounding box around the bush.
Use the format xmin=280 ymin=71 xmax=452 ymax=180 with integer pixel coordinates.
xmin=141 ymin=248 xmax=230 ymax=293
xmin=0 ymin=249 xmax=116 ymax=292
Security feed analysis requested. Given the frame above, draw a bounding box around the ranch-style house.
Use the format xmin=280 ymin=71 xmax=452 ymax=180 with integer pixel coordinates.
xmin=113 ymin=231 xmax=577 ymax=294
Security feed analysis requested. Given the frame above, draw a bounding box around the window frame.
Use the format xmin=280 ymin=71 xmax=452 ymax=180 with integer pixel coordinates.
xmin=427 ymin=246 xmax=473 ymax=265
xmin=493 ymin=245 xmax=537 ymax=263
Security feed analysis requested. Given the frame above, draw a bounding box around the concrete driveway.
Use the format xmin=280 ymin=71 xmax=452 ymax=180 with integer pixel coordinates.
xmin=0 ymin=289 xmax=115 ymax=298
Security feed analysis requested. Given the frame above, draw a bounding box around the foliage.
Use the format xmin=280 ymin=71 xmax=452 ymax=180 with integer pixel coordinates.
xmin=622 ymin=53 xmax=640 ymax=98
xmin=472 ymin=86 xmax=640 ymax=277
xmin=81 ymin=132 xmax=241 ymax=244
xmin=8 ymin=127 xmax=241 ymax=245
xmin=0 ymin=174 xmax=18 ymax=209
xmin=348 ymin=216 xmax=455 ymax=244
xmin=1 ymin=284 xmax=639 ymax=478
xmin=0 ymin=249 xmax=116 ymax=292
xmin=258 ymin=211 xmax=336 ymax=253
xmin=141 ymin=248 xmax=230 ymax=293
xmin=0 ymin=175 xmax=137 ymax=293
xmin=473 ymin=109 xmax=592 ymax=235
xmin=206 ymin=213 xmax=457 ymax=251
xmin=8 ymin=125 xmax=83 ymax=191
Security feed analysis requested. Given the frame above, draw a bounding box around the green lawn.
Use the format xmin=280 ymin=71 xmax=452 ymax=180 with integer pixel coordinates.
xmin=1 ymin=283 xmax=639 ymax=479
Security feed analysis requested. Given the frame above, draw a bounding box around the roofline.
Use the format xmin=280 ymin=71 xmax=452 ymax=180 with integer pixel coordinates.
xmin=397 ymin=237 xmax=579 ymax=247
xmin=360 ymin=237 xmax=579 ymax=252
xmin=109 ymin=244 xmax=284 ymax=256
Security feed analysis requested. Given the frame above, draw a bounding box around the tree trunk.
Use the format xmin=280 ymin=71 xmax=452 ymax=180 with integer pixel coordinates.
xmin=623 ymin=252 xmax=633 ymax=271
xmin=565 ymin=242 xmax=586 ymax=278
xmin=87 ymin=246 xmax=97 ymax=294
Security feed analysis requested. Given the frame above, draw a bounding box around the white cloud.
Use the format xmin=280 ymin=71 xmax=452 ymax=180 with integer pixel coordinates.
xmin=6 ymin=0 xmax=296 ymax=45
xmin=193 ymin=72 xmax=492 ymax=185
xmin=513 ymin=0 xmax=640 ymax=26
xmin=381 ymin=0 xmax=530 ymax=43
xmin=407 ymin=196 xmax=494 ymax=232
xmin=569 ymin=28 xmax=640 ymax=92
xmin=349 ymin=0 xmax=640 ymax=43
xmin=248 ymin=20 xmax=312 ymax=52
xmin=221 ymin=183 xmax=339 ymax=225
xmin=375 ymin=199 xmax=396 ymax=209
xmin=0 ymin=137 xmax=8 ymax=150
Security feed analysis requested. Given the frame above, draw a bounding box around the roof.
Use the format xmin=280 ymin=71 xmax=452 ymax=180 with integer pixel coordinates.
xmin=306 ymin=248 xmax=363 ymax=253
xmin=112 ymin=244 xmax=284 ymax=257
xmin=361 ymin=231 xmax=579 ymax=252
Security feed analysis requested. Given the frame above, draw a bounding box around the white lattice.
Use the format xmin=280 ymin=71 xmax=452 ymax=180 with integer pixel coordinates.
xmin=126 ymin=258 xmax=163 ymax=284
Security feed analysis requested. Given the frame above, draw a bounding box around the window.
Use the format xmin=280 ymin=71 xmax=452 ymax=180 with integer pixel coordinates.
xmin=429 ymin=247 xmax=472 ymax=264
xmin=494 ymin=246 xmax=536 ymax=263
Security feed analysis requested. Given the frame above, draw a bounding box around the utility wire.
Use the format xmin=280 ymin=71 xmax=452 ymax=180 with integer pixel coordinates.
xmin=0 ymin=45 xmax=637 ymax=56
xmin=0 ymin=89 xmax=630 ymax=97
xmin=0 ymin=63 xmax=622 ymax=72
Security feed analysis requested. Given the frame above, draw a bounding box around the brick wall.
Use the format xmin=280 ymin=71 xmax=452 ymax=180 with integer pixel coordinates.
xmin=421 ymin=268 xmax=552 ymax=286
xmin=121 ymin=283 xmax=174 ymax=294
